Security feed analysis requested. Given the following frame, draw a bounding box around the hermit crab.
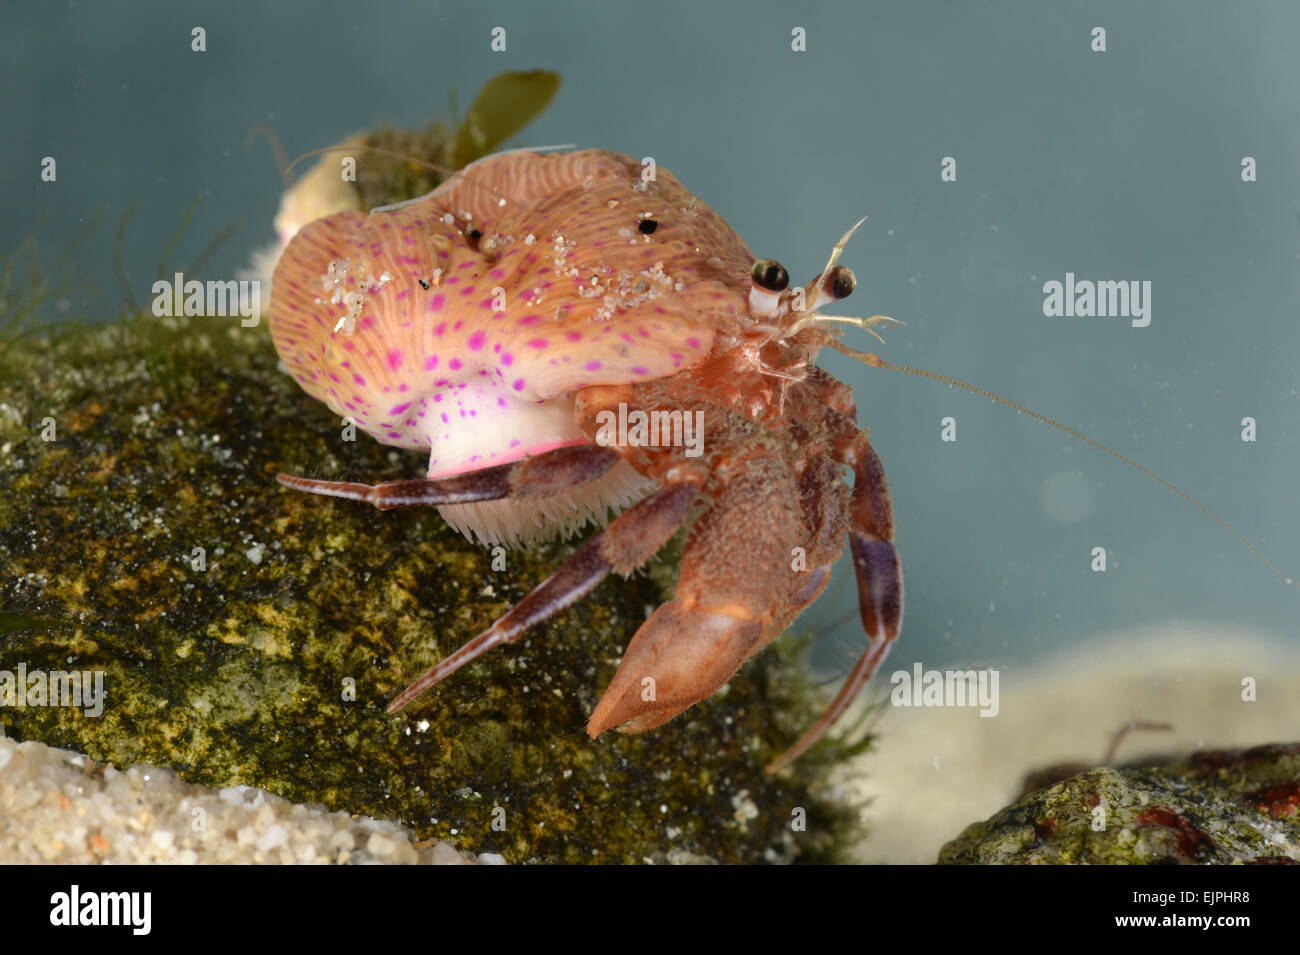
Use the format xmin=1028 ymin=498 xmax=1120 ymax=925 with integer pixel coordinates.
xmin=269 ymin=147 xmax=905 ymax=770
xmin=268 ymin=146 xmax=1291 ymax=772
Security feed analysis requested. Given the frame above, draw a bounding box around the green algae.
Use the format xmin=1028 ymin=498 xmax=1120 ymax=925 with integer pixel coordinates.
xmin=939 ymin=742 xmax=1300 ymax=864
xmin=0 ymin=311 xmax=859 ymax=863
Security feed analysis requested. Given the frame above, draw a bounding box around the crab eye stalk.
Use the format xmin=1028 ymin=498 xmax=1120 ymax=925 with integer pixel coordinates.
xmin=749 ymin=258 xmax=789 ymax=320
xmin=751 ymin=259 xmax=789 ymax=292
xmin=827 ymin=265 xmax=856 ymax=301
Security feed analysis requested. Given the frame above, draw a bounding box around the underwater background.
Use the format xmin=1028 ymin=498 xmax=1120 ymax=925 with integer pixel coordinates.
xmin=3 ymin=1 xmax=1298 ymax=861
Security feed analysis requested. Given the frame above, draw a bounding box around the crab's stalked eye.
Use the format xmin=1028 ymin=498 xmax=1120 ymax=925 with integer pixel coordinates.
xmin=748 ymin=258 xmax=790 ymax=320
xmin=751 ymin=258 xmax=790 ymax=292
xmin=829 ymin=265 xmax=856 ymax=300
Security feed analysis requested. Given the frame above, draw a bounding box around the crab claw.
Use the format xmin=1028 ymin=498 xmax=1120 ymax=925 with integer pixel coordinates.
xmin=587 ymin=597 xmax=763 ymax=735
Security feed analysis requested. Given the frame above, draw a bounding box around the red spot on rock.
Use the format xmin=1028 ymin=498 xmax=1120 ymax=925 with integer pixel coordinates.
xmin=1134 ymin=806 xmax=1214 ymax=860
xmin=1245 ymin=781 xmax=1300 ymax=818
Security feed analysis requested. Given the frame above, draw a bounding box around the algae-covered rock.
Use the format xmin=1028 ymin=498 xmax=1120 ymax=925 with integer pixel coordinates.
xmin=0 ymin=313 xmax=857 ymax=863
xmin=938 ymin=742 xmax=1300 ymax=864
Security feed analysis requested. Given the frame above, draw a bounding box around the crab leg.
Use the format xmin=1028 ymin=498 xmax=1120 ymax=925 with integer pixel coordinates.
xmin=277 ymin=444 xmax=620 ymax=509
xmin=386 ymin=478 xmax=699 ymax=713
xmin=767 ymin=431 xmax=903 ymax=772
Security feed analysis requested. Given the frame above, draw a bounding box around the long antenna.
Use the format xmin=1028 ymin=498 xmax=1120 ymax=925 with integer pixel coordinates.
xmin=828 ymin=338 xmax=1295 ymax=587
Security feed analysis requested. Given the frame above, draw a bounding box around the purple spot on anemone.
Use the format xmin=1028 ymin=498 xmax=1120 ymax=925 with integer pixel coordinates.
xmin=449 ymin=358 xmax=462 ymax=370
xmin=389 ymin=402 xmax=411 ymax=415
xmin=467 ymin=330 xmax=487 ymax=351
xmin=428 ymin=294 xmax=445 ymax=312
xmin=512 ymin=378 xmax=525 ymax=392
xmin=424 ymin=355 xmax=439 ymax=371
xmin=585 ymin=360 xmax=603 ymax=371
xmin=386 ymin=350 xmax=405 ymax=371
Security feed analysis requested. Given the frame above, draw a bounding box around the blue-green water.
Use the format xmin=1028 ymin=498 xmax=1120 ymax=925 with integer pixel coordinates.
xmin=4 ymin=0 xmax=1297 ymax=689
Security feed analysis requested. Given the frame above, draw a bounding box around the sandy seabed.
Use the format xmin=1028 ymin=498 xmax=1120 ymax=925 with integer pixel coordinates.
xmin=0 ymin=735 xmax=496 ymax=865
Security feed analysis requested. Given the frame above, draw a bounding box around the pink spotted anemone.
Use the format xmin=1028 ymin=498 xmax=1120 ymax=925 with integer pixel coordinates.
xmin=269 ymin=149 xmax=754 ymax=545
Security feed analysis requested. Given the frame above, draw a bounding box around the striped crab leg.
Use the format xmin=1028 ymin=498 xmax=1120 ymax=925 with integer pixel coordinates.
xmin=276 ymin=444 xmax=620 ymax=509
xmin=385 ymin=477 xmax=700 ymax=713
xmin=767 ymin=430 xmax=903 ymax=773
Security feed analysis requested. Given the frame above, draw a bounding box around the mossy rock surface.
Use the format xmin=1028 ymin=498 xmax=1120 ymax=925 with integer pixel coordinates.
xmin=0 ymin=314 xmax=857 ymax=863
xmin=939 ymin=742 xmax=1300 ymax=864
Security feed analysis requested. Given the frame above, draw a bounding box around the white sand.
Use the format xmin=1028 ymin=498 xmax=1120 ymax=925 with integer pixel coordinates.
xmin=0 ymin=736 xmax=491 ymax=864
